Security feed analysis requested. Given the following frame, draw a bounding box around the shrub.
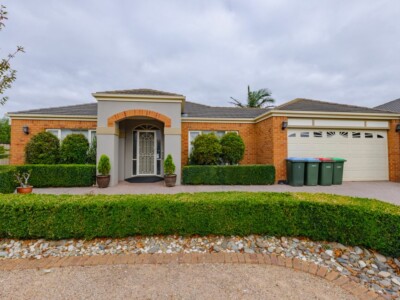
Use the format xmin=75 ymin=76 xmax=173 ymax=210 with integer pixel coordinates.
xmin=0 ymin=145 xmax=8 ymax=159
xmin=0 ymin=165 xmax=96 ymax=192
xmin=25 ymin=132 xmax=60 ymax=164
xmin=98 ymin=154 xmax=111 ymax=175
xmin=87 ymin=136 xmax=97 ymax=164
xmin=164 ymin=154 xmax=176 ymax=175
xmin=0 ymin=192 xmax=398 ymax=256
xmin=0 ymin=118 xmax=10 ymax=144
xmin=60 ymin=134 xmax=89 ymax=164
xmin=220 ymin=132 xmax=245 ymax=164
xmin=190 ymin=133 xmax=221 ymax=165
xmin=183 ymin=165 xmax=275 ymax=185
xmin=0 ymin=166 xmax=17 ymax=193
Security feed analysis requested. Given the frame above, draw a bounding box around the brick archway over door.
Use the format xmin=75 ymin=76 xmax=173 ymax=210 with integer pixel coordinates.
xmin=107 ymin=109 xmax=172 ymax=127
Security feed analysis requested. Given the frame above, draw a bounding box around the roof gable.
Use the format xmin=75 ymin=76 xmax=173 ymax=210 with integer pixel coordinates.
xmin=374 ymin=98 xmax=400 ymax=113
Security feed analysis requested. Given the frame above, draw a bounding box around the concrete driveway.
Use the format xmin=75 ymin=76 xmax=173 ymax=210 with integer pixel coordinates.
xmin=33 ymin=181 xmax=400 ymax=206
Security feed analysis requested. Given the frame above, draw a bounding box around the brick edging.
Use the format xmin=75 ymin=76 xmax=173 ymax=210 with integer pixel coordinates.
xmin=0 ymin=253 xmax=382 ymax=299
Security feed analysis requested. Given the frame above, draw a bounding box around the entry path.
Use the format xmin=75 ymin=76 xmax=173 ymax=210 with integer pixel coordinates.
xmin=0 ymin=253 xmax=378 ymax=299
xmin=34 ymin=181 xmax=400 ymax=205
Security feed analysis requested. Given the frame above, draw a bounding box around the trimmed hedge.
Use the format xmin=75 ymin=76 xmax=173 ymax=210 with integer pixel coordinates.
xmin=0 ymin=165 xmax=96 ymax=193
xmin=0 ymin=166 xmax=17 ymax=193
xmin=182 ymin=165 xmax=275 ymax=185
xmin=0 ymin=192 xmax=398 ymax=256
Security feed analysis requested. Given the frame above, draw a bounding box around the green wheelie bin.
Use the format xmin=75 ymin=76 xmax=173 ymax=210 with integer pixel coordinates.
xmin=318 ymin=158 xmax=333 ymax=186
xmin=286 ymin=157 xmax=306 ymax=186
xmin=304 ymin=158 xmax=320 ymax=186
xmin=330 ymin=157 xmax=347 ymax=185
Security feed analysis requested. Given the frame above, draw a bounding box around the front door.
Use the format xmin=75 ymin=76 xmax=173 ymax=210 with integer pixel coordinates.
xmin=137 ymin=131 xmax=156 ymax=175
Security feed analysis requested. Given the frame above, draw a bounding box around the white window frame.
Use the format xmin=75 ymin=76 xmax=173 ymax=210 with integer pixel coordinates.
xmin=88 ymin=130 xmax=96 ymax=144
xmin=46 ymin=129 xmax=61 ymax=139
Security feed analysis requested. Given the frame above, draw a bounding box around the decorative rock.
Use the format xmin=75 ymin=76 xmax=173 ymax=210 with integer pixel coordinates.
xmin=380 ymin=279 xmax=391 ymax=288
xmin=378 ymin=271 xmax=391 ymax=278
xmin=391 ymin=277 xmax=400 ymax=286
xmin=375 ymin=253 xmax=387 ymax=263
xmin=0 ymin=251 xmax=8 ymax=257
xmin=148 ymin=246 xmax=160 ymax=254
xmin=267 ymin=247 xmax=275 ymax=253
xmin=244 ymin=248 xmax=254 ymax=254
xmin=213 ymin=245 xmax=221 ymax=252
xmin=353 ymin=246 xmax=363 ymax=255
xmin=358 ymin=260 xmax=367 ymax=269
xmin=325 ymin=250 xmax=333 ymax=257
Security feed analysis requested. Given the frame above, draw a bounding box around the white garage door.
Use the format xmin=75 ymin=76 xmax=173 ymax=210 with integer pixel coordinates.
xmin=287 ymin=129 xmax=389 ymax=181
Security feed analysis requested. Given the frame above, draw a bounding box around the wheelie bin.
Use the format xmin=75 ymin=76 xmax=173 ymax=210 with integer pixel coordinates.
xmin=330 ymin=157 xmax=346 ymax=185
xmin=317 ymin=158 xmax=333 ymax=186
xmin=286 ymin=157 xmax=306 ymax=186
xmin=304 ymin=158 xmax=320 ymax=186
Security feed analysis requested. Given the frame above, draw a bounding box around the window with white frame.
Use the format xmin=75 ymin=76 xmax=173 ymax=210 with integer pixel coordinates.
xmin=188 ymin=130 xmax=238 ymax=155
xmin=46 ymin=129 xmax=96 ymax=144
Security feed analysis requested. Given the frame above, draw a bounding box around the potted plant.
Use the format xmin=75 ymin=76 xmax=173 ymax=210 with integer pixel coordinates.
xmin=97 ymin=154 xmax=111 ymax=188
xmin=164 ymin=154 xmax=177 ymax=187
xmin=15 ymin=170 xmax=33 ymax=194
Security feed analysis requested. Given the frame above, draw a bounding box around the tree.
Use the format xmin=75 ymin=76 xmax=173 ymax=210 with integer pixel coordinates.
xmin=230 ymin=85 xmax=275 ymax=108
xmin=25 ymin=132 xmax=60 ymax=164
xmin=220 ymin=132 xmax=245 ymax=165
xmin=86 ymin=136 xmax=97 ymax=164
xmin=0 ymin=5 xmax=24 ymax=105
xmin=190 ymin=133 xmax=222 ymax=165
xmin=0 ymin=145 xmax=8 ymax=159
xmin=0 ymin=117 xmax=10 ymax=143
xmin=60 ymin=134 xmax=89 ymax=164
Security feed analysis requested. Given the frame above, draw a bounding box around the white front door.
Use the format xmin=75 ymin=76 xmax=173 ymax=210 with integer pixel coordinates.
xmin=137 ymin=131 xmax=157 ymax=175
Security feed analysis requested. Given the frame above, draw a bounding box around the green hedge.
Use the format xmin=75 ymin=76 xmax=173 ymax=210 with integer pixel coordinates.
xmin=0 ymin=192 xmax=398 ymax=256
xmin=0 ymin=165 xmax=96 ymax=193
xmin=0 ymin=166 xmax=17 ymax=194
xmin=183 ymin=165 xmax=275 ymax=185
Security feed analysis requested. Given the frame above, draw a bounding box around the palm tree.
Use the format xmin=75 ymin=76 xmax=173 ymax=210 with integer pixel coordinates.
xmin=230 ymin=85 xmax=275 ymax=108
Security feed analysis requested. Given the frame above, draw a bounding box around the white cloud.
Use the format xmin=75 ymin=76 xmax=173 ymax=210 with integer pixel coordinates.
xmin=1 ymin=0 xmax=399 ymax=116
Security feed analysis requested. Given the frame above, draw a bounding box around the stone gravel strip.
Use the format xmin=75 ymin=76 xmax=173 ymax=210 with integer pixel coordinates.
xmin=0 ymin=253 xmax=381 ymax=300
xmin=1 ymin=235 xmax=399 ymax=299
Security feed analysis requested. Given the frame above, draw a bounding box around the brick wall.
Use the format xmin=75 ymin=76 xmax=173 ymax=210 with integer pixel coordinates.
xmin=181 ymin=118 xmax=286 ymax=182
xmin=388 ymin=120 xmax=400 ymax=182
xmin=255 ymin=116 xmax=288 ymax=182
xmin=10 ymin=119 xmax=97 ymax=165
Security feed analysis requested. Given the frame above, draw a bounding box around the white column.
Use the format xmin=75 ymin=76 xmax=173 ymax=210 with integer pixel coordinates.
xmin=164 ymin=133 xmax=181 ymax=185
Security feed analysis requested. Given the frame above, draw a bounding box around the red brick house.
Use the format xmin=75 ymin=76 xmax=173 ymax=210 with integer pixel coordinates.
xmin=7 ymin=89 xmax=400 ymax=185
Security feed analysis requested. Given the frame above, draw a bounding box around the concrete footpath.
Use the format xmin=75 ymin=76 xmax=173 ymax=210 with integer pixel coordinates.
xmin=34 ymin=181 xmax=400 ymax=206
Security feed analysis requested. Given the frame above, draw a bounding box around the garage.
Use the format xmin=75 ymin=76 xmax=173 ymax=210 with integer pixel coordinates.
xmin=287 ymin=129 xmax=389 ymax=181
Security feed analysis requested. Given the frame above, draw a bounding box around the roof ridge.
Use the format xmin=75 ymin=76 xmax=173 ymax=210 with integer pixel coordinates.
xmin=375 ymin=98 xmax=400 ymax=108
xmin=8 ymin=102 xmax=97 ymax=115
xmin=279 ymin=98 xmax=384 ymax=112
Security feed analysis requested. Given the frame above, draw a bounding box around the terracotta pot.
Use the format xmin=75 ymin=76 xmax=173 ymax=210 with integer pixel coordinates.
xmin=16 ymin=186 xmax=33 ymax=194
xmin=164 ymin=174 xmax=177 ymax=187
xmin=97 ymin=175 xmax=110 ymax=188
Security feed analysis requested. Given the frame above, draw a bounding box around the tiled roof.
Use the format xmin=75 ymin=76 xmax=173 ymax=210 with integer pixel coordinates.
xmin=374 ymin=98 xmax=400 ymax=113
xmin=8 ymin=103 xmax=98 ymax=116
xmin=95 ymin=88 xmax=184 ymax=97
xmin=276 ymin=98 xmax=394 ymax=114
xmin=183 ymin=101 xmax=269 ymax=118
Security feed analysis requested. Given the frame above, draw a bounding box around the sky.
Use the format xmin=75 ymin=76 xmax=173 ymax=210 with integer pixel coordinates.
xmin=1 ymin=0 xmax=399 ymax=117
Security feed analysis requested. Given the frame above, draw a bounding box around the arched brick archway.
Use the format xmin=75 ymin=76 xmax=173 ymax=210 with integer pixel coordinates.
xmin=107 ymin=109 xmax=172 ymax=127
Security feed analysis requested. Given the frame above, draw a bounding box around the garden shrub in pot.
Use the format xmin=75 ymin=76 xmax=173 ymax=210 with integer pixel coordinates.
xmin=97 ymin=154 xmax=111 ymax=188
xmin=164 ymin=154 xmax=176 ymax=187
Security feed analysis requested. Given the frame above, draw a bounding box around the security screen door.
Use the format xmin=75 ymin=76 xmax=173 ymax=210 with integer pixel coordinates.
xmin=137 ymin=131 xmax=156 ymax=175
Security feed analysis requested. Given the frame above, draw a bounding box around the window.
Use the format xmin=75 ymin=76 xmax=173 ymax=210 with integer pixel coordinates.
xmin=339 ymin=132 xmax=348 ymax=138
xmin=300 ymin=132 xmax=309 ymax=138
xmin=352 ymin=132 xmax=361 ymax=138
xmin=46 ymin=129 xmax=96 ymax=144
xmin=327 ymin=132 xmax=336 ymax=138
xmin=313 ymin=131 xmax=323 ymax=138
xmin=188 ymin=130 xmax=239 ymax=155
xmin=288 ymin=133 xmax=296 ymax=138
xmin=377 ymin=134 xmax=384 ymax=139
xmin=365 ymin=133 xmax=373 ymax=139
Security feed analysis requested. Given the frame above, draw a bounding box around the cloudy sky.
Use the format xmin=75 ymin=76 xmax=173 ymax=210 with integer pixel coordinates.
xmin=1 ymin=0 xmax=399 ymax=116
